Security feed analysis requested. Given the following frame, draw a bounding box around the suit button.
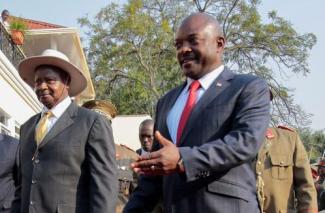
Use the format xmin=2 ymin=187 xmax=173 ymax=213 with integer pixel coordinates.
xmin=32 ymin=179 xmax=37 ymax=184
xmin=34 ymin=159 xmax=40 ymax=164
xmin=30 ymin=201 xmax=34 ymax=205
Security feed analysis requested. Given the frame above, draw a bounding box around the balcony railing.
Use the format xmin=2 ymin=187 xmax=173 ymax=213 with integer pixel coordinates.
xmin=0 ymin=122 xmax=11 ymax=136
xmin=0 ymin=22 xmax=26 ymax=67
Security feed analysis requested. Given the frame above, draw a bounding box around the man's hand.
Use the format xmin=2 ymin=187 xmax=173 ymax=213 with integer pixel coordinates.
xmin=131 ymin=131 xmax=182 ymax=175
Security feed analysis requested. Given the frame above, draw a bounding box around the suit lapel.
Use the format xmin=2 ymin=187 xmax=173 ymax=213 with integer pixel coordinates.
xmin=19 ymin=114 xmax=40 ymax=160
xmin=38 ymin=102 xmax=77 ymax=148
xmin=178 ymin=68 xmax=234 ymax=146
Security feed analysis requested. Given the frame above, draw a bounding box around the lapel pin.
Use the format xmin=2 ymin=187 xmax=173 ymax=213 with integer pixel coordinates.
xmin=216 ymin=82 xmax=222 ymax=87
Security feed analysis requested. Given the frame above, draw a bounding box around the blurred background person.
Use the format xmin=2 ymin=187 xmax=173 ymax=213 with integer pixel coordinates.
xmin=1 ymin=10 xmax=9 ymax=28
xmin=315 ymin=158 xmax=325 ymax=211
xmin=136 ymin=119 xmax=154 ymax=156
xmin=0 ymin=133 xmax=19 ymax=213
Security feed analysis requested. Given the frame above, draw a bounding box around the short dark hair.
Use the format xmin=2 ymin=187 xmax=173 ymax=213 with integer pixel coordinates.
xmin=35 ymin=65 xmax=71 ymax=84
xmin=1 ymin=10 xmax=9 ymax=16
xmin=139 ymin=119 xmax=154 ymax=130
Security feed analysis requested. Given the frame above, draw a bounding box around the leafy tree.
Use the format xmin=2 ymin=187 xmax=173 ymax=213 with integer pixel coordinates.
xmin=299 ymin=128 xmax=325 ymax=163
xmin=79 ymin=0 xmax=316 ymax=127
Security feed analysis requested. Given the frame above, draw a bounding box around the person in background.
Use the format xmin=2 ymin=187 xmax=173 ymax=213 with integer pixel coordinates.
xmin=125 ymin=12 xmax=270 ymax=213
xmin=0 ymin=133 xmax=19 ymax=213
xmin=11 ymin=49 xmax=118 ymax=213
xmin=256 ymin=90 xmax=318 ymax=212
xmin=136 ymin=119 xmax=154 ymax=156
xmin=256 ymin=125 xmax=318 ymax=212
xmin=82 ymin=99 xmax=139 ymax=213
xmin=315 ymin=158 xmax=325 ymax=211
xmin=1 ymin=10 xmax=10 ymax=28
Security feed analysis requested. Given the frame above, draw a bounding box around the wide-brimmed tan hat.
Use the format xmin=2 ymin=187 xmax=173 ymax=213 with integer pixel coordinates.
xmin=82 ymin=100 xmax=117 ymax=120
xmin=18 ymin=49 xmax=87 ymax=97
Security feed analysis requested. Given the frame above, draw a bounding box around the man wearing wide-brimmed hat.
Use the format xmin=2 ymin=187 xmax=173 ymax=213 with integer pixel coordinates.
xmin=11 ymin=49 xmax=118 ymax=213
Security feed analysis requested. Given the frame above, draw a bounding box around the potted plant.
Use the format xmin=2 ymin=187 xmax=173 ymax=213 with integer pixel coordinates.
xmin=9 ymin=19 xmax=28 ymax=45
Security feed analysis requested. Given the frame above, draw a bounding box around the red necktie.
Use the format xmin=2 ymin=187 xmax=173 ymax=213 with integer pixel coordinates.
xmin=176 ymin=80 xmax=201 ymax=145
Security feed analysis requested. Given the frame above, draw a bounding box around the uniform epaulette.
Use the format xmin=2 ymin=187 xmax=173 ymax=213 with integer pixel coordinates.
xmin=265 ymin=128 xmax=275 ymax=139
xmin=277 ymin=125 xmax=295 ymax=132
xmin=120 ymin=144 xmax=136 ymax=152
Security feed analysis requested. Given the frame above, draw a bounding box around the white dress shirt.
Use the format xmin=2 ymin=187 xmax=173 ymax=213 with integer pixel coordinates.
xmin=167 ymin=65 xmax=224 ymax=144
xmin=37 ymin=96 xmax=72 ymax=135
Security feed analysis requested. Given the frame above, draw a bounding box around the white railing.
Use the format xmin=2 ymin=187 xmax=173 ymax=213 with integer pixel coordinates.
xmin=0 ymin=122 xmax=11 ymax=135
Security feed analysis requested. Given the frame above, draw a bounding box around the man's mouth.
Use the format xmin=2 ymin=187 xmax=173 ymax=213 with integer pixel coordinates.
xmin=181 ymin=55 xmax=197 ymax=66
xmin=38 ymin=93 xmax=51 ymax=98
xmin=182 ymin=59 xmax=194 ymax=65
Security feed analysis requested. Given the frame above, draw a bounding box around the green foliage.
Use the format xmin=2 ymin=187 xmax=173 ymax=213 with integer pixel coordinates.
xmin=9 ymin=19 xmax=28 ymax=32
xmin=79 ymin=0 xmax=316 ymax=125
xmin=299 ymin=128 xmax=325 ymax=163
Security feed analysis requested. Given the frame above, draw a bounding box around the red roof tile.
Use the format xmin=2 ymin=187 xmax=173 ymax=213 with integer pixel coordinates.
xmin=9 ymin=16 xmax=65 ymax=30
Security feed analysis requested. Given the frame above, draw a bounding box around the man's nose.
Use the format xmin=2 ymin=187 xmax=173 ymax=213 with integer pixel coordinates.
xmin=36 ymin=81 xmax=48 ymax=90
xmin=178 ymin=42 xmax=192 ymax=54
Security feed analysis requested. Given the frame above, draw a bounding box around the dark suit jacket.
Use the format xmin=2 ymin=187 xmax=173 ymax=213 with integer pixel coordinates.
xmin=125 ymin=68 xmax=270 ymax=213
xmin=11 ymin=102 xmax=118 ymax=213
xmin=0 ymin=134 xmax=19 ymax=212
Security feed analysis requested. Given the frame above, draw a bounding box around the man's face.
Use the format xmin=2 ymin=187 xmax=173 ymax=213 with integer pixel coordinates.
xmin=139 ymin=124 xmax=154 ymax=152
xmin=1 ymin=11 xmax=9 ymax=21
xmin=34 ymin=67 xmax=69 ymax=109
xmin=175 ymin=18 xmax=224 ymax=79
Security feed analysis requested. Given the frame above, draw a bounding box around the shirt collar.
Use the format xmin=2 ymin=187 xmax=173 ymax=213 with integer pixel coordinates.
xmin=186 ymin=65 xmax=224 ymax=91
xmin=42 ymin=96 xmax=71 ymax=118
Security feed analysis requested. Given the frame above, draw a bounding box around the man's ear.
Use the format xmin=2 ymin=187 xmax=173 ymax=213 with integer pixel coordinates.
xmin=216 ymin=36 xmax=225 ymax=49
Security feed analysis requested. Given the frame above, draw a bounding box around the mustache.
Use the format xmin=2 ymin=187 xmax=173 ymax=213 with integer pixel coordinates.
xmin=180 ymin=52 xmax=197 ymax=63
xmin=35 ymin=90 xmax=50 ymax=96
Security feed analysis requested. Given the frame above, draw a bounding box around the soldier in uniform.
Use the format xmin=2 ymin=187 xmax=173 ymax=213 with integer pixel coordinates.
xmin=256 ymin=89 xmax=318 ymax=212
xmin=256 ymin=126 xmax=318 ymax=212
xmin=82 ymin=100 xmax=139 ymax=213
xmin=315 ymin=158 xmax=325 ymax=211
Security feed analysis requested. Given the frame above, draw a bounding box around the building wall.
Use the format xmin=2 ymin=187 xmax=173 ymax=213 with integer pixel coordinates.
xmin=112 ymin=115 xmax=151 ymax=151
xmin=0 ymin=51 xmax=41 ymax=137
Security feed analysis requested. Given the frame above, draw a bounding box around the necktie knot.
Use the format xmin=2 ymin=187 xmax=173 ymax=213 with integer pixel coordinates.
xmin=189 ymin=80 xmax=200 ymax=92
xmin=44 ymin=111 xmax=53 ymax=118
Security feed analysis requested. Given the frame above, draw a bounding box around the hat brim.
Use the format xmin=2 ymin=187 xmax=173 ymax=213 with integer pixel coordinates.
xmin=18 ymin=56 xmax=87 ymax=97
xmin=82 ymin=100 xmax=117 ymax=119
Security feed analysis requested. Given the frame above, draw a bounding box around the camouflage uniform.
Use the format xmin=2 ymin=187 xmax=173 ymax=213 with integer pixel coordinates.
xmin=256 ymin=126 xmax=318 ymax=213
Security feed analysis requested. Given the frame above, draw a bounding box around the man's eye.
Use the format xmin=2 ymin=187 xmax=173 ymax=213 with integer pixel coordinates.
xmin=46 ymin=79 xmax=56 ymax=84
xmin=174 ymin=42 xmax=181 ymax=49
xmin=189 ymin=38 xmax=198 ymax=45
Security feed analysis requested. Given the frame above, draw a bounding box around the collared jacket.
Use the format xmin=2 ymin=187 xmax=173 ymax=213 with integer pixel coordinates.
xmin=0 ymin=134 xmax=19 ymax=212
xmin=256 ymin=127 xmax=318 ymax=213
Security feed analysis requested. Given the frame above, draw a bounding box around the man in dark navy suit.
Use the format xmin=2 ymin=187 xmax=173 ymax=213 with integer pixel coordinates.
xmin=0 ymin=133 xmax=19 ymax=213
xmin=125 ymin=12 xmax=270 ymax=213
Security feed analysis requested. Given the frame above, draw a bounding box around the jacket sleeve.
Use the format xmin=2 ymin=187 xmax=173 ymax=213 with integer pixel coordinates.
xmin=87 ymin=116 xmax=118 ymax=213
xmin=10 ymin=132 xmax=22 ymax=213
xmin=179 ymin=77 xmax=270 ymax=182
xmin=293 ymin=133 xmax=318 ymax=212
